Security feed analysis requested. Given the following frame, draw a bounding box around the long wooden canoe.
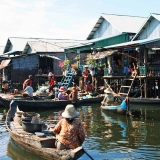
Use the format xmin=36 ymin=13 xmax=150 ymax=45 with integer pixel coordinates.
xmin=0 ymin=95 xmax=104 ymax=109
xmin=6 ymin=108 xmax=84 ymax=160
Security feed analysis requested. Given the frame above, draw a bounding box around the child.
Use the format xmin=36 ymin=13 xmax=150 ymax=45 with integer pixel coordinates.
xmin=85 ymin=81 xmax=96 ymax=94
xmin=69 ymin=84 xmax=80 ymax=102
xmin=79 ymin=77 xmax=84 ymax=93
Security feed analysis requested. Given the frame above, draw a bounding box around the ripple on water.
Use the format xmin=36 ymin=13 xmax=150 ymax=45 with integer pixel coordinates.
xmin=0 ymin=132 xmax=10 ymax=157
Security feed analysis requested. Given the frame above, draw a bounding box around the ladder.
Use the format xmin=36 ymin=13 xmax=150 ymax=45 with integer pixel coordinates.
xmin=58 ymin=68 xmax=75 ymax=89
xmin=118 ymin=73 xmax=137 ymax=97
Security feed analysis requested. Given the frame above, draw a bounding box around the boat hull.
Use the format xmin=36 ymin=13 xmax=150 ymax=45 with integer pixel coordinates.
xmin=6 ymin=109 xmax=84 ymax=160
xmin=1 ymin=96 xmax=104 ymax=109
xmin=129 ymin=97 xmax=160 ymax=104
xmin=101 ymin=104 xmax=127 ymax=115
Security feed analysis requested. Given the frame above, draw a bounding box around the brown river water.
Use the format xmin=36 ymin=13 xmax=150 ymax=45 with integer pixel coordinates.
xmin=0 ymin=103 xmax=160 ymax=160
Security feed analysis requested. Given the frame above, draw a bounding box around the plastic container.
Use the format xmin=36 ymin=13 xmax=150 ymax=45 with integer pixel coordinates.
xmin=21 ymin=119 xmax=44 ymax=133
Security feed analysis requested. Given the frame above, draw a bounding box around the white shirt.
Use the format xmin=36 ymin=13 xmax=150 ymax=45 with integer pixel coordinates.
xmin=90 ymin=69 xmax=95 ymax=76
xmin=24 ymin=86 xmax=33 ymax=97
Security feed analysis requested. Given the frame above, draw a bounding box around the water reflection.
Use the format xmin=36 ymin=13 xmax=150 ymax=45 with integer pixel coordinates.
xmin=78 ymin=106 xmax=160 ymax=159
xmin=7 ymin=139 xmax=45 ymax=160
xmin=1 ymin=105 xmax=160 ymax=160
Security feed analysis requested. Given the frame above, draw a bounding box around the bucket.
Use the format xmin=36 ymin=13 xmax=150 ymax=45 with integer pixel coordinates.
xmin=21 ymin=119 xmax=44 ymax=133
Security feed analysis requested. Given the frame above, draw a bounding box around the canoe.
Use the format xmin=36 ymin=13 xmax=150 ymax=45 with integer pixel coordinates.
xmin=101 ymin=98 xmax=141 ymax=117
xmin=5 ymin=105 xmax=84 ymax=160
xmin=0 ymin=95 xmax=104 ymax=109
xmin=101 ymin=100 xmax=129 ymax=115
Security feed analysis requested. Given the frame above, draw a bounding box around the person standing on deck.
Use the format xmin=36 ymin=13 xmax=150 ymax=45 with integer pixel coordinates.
xmin=48 ymin=72 xmax=54 ymax=93
xmin=52 ymin=104 xmax=85 ymax=150
xmin=23 ymin=75 xmax=33 ymax=90
xmin=82 ymin=65 xmax=90 ymax=85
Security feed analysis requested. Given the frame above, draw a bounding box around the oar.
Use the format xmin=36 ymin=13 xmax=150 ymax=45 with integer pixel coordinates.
xmin=83 ymin=149 xmax=94 ymax=160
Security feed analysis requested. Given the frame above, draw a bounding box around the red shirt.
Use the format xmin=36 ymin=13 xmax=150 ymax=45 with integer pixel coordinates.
xmin=23 ymin=79 xmax=32 ymax=90
xmin=82 ymin=69 xmax=90 ymax=81
xmin=49 ymin=77 xmax=54 ymax=87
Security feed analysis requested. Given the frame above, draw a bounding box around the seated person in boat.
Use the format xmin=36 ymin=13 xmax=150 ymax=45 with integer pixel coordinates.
xmin=10 ymin=89 xmax=18 ymax=95
xmin=58 ymin=87 xmax=68 ymax=100
xmin=23 ymin=75 xmax=32 ymax=90
xmin=52 ymin=104 xmax=85 ymax=150
xmin=101 ymin=87 xmax=121 ymax=106
xmin=69 ymin=83 xmax=80 ymax=102
xmin=2 ymin=81 xmax=9 ymax=94
xmin=85 ymin=81 xmax=96 ymax=94
xmin=53 ymin=86 xmax=59 ymax=98
xmin=101 ymin=88 xmax=114 ymax=106
xmin=22 ymin=83 xmax=33 ymax=97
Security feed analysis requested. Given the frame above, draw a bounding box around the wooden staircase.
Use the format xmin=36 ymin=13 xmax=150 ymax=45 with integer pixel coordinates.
xmin=118 ymin=74 xmax=137 ymax=97
xmin=59 ymin=68 xmax=75 ymax=89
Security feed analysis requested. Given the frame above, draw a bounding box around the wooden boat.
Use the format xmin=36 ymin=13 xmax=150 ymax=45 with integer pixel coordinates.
xmin=0 ymin=94 xmax=104 ymax=109
xmin=128 ymin=97 xmax=160 ymax=104
xmin=101 ymin=96 xmax=142 ymax=117
xmin=101 ymin=99 xmax=129 ymax=115
xmin=6 ymin=105 xmax=84 ymax=160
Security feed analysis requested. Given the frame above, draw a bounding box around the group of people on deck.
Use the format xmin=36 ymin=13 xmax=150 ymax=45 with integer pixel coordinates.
xmin=1 ymin=64 xmax=98 ymax=101
xmin=46 ymin=65 xmax=97 ymax=102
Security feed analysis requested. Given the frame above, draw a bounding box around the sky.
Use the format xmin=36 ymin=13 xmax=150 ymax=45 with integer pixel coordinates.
xmin=0 ymin=0 xmax=160 ymax=52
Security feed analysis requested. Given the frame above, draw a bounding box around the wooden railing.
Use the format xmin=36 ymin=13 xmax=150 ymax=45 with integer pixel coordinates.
xmin=104 ymin=66 xmax=148 ymax=76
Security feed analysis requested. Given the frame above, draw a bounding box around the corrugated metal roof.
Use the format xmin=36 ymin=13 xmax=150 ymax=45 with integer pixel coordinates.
xmin=87 ymin=14 xmax=147 ymax=40
xmin=3 ymin=38 xmax=38 ymax=53
xmin=132 ymin=13 xmax=160 ymax=41
xmin=104 ymin=37 xmax=160 ymax=49
xmin=3 ymin=37 xmax=85 ymax=54
xmin=23 ymin=40 xmax=85 ymax=54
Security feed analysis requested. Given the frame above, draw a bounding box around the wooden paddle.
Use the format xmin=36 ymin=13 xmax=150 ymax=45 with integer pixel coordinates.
xmin=83 ymin=149 xmax=94 ymax=160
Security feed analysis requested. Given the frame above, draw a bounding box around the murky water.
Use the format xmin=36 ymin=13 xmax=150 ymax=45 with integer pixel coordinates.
xmin=0 ymin=103 xmax=160 ymax=160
